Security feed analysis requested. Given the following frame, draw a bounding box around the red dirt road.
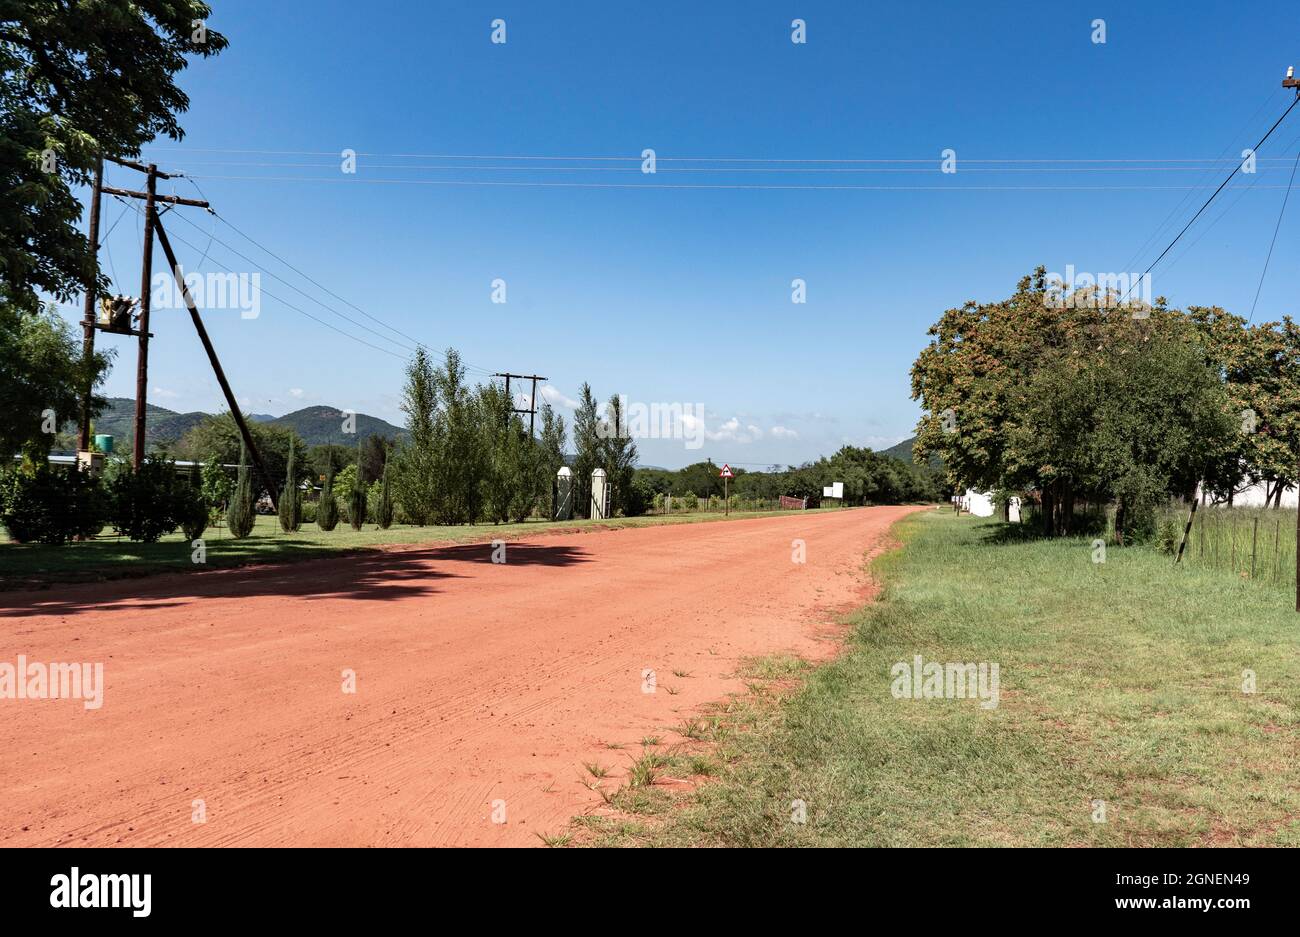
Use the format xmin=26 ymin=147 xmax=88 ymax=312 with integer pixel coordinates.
xmin=0 ymin=506 xmax=919 ymax=847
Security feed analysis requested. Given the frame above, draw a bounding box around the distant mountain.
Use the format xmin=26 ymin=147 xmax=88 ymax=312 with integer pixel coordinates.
xmin=73 ymin=397 xmax=209 ymax=452
xmin=880 ymin=436 xmax=942 ymax=471
xmin=264 ymin=406 xmax=406 ymax=446
xmin=79 ymin=399 xmax=405 ymax=450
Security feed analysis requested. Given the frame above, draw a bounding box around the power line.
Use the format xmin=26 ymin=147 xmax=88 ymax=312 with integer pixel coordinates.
xmin=1121 ymin=95 xmax=1300 ymax=301
xmin=172 ymin=174 xmax=1300 ymax=192
xmin=140 ymin=144 xmax=1300 ymax=163
xmin=1247 ymin=146 xmax=1300 ymax=323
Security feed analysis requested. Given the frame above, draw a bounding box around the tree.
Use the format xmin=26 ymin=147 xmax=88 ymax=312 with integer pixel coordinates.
xmin=226 ymin=443 xmax=254 ymax=538
xmin=278 ymin=437 xmax=301 ymax=532
xmin=173 ymin=412 xmax=301 ymax=500
xmin=1 ymin=303 xmax=111 ymax=461
xmin=392 ymin=347 xmax=438 ymax=525
xmin=911 ymin=270 xmax=1236 ymax=537
xmin=359 ymin=433 xmax=388 ymax=486
xmin=572 ymin=383 xmax=601 ymax=516
xmin=349 ymin=440 xmax=366 ymax=530
xmin=599 ymin=393 xmax=638 ymax=515
xmin=0 ymin=1 xmax=227 ymax=314
xmin=317 ymin=461 xmax=339 ymax=531
xmin=200 ymin=455 xmax=231 ymax=512
xmin=374 ymin=462 xmax=394 ymax=529
xmin=430 ymin=348 xmax=483 ymax=525
xmin=537 ymin=402 xmax=566 ymax=517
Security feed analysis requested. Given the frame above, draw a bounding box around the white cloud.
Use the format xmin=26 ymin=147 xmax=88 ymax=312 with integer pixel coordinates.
xmin=770 ymin=425 xmax=799 ymax=439
xmin=151 ymin=386 xmax=179 ymax=400
xmin=540 ymin=384 xmax=580 ymax=410
xmin=288 ymin=388 xmax=305 ymax=399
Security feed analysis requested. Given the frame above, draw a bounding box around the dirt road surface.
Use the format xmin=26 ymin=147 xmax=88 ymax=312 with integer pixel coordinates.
xmin=0 ymin=506 xmax=920 ymax=847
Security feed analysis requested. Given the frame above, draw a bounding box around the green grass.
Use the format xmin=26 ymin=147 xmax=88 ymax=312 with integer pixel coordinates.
xmin=0 ymin=506 xmax=832 ymax=590
xmin=582 ymin=511 xmax=1300 ymax=847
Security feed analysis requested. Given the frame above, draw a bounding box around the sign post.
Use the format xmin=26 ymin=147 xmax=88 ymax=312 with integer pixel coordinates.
xmin=720 ymin=463 xmax=734 ymax=516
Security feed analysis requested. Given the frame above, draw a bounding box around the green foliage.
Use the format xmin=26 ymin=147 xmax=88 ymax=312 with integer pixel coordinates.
xmin=349 ymin=442 xmax=366 ymax=530
xmin=1 ymin=2 xmax=226 ymax=315
xmin=173 ymin=482 xmax=208 ymax=542
xmin=1 ymin=303 xmax=112 ymax=461
xmin=392 ymin=347 xmax=438 ymax=525
xmin=1 ymin=462 xmax=105 ymax=544
xmin=911 ymin=269 xmax=1236 ymax=537
xmin=599 ymin=393 xmax=638 ymax=516
xmin=317 ymin=463 xmax=339 ymax=532
xmin=200 ymin=455 xmax=232 ymax=510
xmin=374 ymin=464 xmax=394 ymax=529
xmin=107 ymin=458 xmax=180 ymax=543
xmin=172 ymin=413 xmax=302 ymax=500
xmin=226 ymin=445 xmax=255 ymax=539
xmin=278 ymin=438 xmax=301 ymax=533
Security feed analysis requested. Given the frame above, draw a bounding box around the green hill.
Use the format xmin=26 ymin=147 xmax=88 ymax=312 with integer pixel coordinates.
xmin=76 ymin=399 xmax=405 ymax=451
xmin=880 ymin=436 xmax=942 ymax=471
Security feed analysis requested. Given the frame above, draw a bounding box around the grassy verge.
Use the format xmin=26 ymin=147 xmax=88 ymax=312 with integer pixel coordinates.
xmin=0 ymin=507 xmax=835 ymax=591
xmin=580 ymin=510 xmax=1300 ymax=847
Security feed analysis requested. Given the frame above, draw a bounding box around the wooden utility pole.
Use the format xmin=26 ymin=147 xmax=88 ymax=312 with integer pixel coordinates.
xmin=153 ymin=216 xmax=278 ymax=512
xmin=78 ymin=156 xmax=278 ymax=509
xmin=132 ymin=164 xmax=158 ymax=470
xmin=492 ymin=372 xmax=547 ymax=436
xmin=77 ymin=156 xmax=104 ymax=452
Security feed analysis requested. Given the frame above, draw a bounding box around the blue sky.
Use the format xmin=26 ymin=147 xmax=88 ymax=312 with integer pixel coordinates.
xmin=65 ymin=0 xmax=1300 ymax=468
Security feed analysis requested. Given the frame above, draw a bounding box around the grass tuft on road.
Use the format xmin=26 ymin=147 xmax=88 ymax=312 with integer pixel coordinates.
xmin=582 ymin=511 xmax=1300 ymax=847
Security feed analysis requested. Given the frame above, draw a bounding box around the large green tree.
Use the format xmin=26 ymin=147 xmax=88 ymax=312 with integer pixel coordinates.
xmin=1 ymin=0 xmax=226 ymax=313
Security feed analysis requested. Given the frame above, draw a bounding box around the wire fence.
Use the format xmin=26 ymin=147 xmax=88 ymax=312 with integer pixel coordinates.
xmin=1162 ymin=504 xmax=1296 ymax=587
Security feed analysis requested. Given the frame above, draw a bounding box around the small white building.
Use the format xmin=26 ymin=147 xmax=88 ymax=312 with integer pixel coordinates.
xmin=961 ymin=489 xmax=996 ymax=517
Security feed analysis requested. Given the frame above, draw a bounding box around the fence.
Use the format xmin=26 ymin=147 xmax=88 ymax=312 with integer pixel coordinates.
xmin=1168 ymin=505 xmax=1296 ymax=586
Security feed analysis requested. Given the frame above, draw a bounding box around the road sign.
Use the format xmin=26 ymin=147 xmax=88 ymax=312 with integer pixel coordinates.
xmin=719 ymin=464 xmax=734 ymax=478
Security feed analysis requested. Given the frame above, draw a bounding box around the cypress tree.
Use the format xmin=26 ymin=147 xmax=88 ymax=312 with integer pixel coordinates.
xmin=317 ymin=460 xmax=340 ymax=531
xmin=278 ymin=437 xmax=301 ymax=532
xmin=376 ymin=461 xmax=394 ymax=529
xmin=349 ymin=440 xmax=366 ymax=530
xmin=227 ymin=442 xmax=255 ymax=538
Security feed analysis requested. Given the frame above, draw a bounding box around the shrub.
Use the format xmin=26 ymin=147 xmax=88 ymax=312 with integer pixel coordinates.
xmin=349 ymin=442 xmax=366 ymax=530
xmin=278 ymin=439 xmax=302 ymax=533
xmin=374 ymin=469 xmax=394 ymax=530
xmin=317 ymin=466 xmax=339 ymax=531
xmin=174 ymin=483 xmax=209 ymax=542
xmin=2 ymin=463 xmax=106 ymax=544
xmin=226 ymin=445 xmax=255 ymax=539
xmin=300 ymin=500 xmax=318 ymax=525
xmin=108 ymin=459 xmax=180 ymax=543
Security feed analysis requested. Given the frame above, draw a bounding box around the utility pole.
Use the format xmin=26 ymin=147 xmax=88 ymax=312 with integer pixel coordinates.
xmin=492 ymin=372 xmax=547 ymax=436
xmin=153 ymin=217 xmax=278 ymax=511
xmin=133 ymin=164 xmax=158 ymax=470
xmin=78 ymin=155 xmax=278 ymax=510
xmin=77 ymin=155 xmax=104 ymax=454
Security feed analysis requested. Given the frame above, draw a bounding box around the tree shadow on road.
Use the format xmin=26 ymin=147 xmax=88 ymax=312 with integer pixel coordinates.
xmin=0 ymin=541 xmax=591 ymax=620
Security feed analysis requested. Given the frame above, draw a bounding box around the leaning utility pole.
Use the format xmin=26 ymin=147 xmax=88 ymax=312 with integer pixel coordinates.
xmin=153 ymin=217 xmax=278 ymax=511
xmin=492 ymin=372 xmax=547 ymax=436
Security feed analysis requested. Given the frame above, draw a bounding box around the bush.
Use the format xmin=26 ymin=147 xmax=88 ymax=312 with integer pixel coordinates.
xmin=317 ymin=469 xmax=339 ymax=531
xmin=278 ymin=440 xmax=302 ymax=533
xmin=373 ymin=471 xmax=394 ymax=530
xmin=174 ymin=483 xmax=209 ymax=542
xmin=226 ymin=446 xmax=255 ymax=539
xmin=624 ymin=478 xmax=653 ymax=517
xmin=300 ymin=500 xmax=318 ymax=525
xmin=108 ymin=459 xmax=180 ymax=543
xmin=2 ymin=464 xmax=106 ymax=544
